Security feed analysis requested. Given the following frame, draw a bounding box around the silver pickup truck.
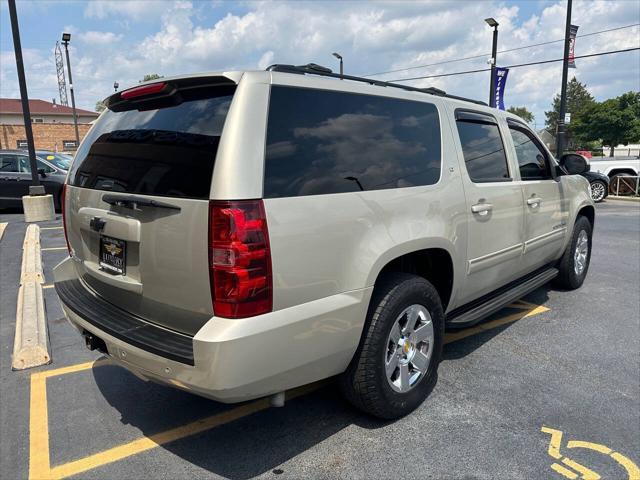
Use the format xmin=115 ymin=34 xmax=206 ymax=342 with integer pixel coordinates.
xmin=54 ymin=65 xmax=594 ymax=419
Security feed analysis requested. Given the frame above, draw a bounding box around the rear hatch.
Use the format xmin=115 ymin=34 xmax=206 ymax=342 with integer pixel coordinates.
xmin=64 ymin=76 xmax=237 ymax=335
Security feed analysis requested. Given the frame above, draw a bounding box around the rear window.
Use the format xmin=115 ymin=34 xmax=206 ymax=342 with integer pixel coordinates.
xmin=68 ymin=86 xmax=235 ymax=199
xmin=264 ymin=86 xmax=441 ymax=198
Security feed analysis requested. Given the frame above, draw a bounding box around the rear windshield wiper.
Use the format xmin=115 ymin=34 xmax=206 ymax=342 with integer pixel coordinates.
xmin=102 ymin=194 xmax=181 ymax=211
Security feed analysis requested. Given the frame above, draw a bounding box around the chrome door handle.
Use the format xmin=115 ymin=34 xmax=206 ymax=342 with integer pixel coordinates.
xmin=471 ymin=203 xmax=493 ymax=216
xmin=527 ymin=197 xmax=542 ymax=207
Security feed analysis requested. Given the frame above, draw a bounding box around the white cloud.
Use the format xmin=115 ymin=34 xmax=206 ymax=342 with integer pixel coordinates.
xmin=1 ymin=0 xmax=637 ymax=127
xmin=84 ymin=0 xmax=168 ymax=20
xmin=78 ymin=31 xmax=123 ymax=45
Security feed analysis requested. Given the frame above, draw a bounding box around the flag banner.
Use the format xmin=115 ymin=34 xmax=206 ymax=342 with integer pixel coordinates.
xmin=568 ymin=24 xmax=579 ymax=68
xmin=493 ymin=67 xmax=509 ymax=110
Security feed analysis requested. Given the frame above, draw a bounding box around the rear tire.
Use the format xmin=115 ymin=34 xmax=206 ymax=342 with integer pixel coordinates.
xmin=340 ymin=273 xmax=444 ymax=419
xmin=554 ymin=216 xmax=592 ymax=290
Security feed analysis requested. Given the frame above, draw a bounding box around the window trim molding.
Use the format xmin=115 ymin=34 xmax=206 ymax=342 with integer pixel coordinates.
xmin=263 ymin=84 xmax=444 ymax=198
xmin=454 ymin=108 xmax=512 ymax=183
xmin=507 ymin=120 xmax=553 ymax=181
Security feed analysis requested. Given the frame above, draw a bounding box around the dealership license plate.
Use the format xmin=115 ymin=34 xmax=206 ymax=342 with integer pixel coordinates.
xmin=99 ymin=236 xmax=126 ymax=275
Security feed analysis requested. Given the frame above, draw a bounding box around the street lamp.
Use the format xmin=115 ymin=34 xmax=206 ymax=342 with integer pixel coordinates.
xmin=332 ymin=52 xmax=343 ymax=78
xmin=485 ymin=17 xmax=499 ymax=108
xmin=113 ymin=81 xmax=119 ymax=92
xmin=61 ymin=32 xmax=80 ymax=147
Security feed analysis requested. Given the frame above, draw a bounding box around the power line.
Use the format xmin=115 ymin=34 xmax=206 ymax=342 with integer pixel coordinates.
xmin=388 ymin=46 xmax=640 ymax=82
xmin=362 ymin=23 xmax=640 ymax=78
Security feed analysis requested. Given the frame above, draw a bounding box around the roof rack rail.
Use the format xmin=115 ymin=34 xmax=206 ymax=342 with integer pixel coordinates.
xmin=266 ymin=63 xmax=487 ymax=106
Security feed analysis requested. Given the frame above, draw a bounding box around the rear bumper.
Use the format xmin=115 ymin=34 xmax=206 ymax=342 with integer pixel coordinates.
xmin=53 ymin=257 xmax=372 ymax=402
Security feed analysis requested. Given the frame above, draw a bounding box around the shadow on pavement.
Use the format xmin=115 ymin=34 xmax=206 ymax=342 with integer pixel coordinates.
xmin=93 ymin=364 xmax=384 ymax=479
xmin=443 ymin=286 xmax=551 ymax=360
xmin=89 ymin=286 xmax=552 ymax=479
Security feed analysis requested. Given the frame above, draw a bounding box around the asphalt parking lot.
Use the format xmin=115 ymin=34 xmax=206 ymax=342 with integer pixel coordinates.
xmin=1 ymin=200 xmax=639 ymax=480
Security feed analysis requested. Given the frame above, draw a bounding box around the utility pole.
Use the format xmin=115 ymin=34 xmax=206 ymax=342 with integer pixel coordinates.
xmin=485 ymin=18 xmax=499 ymax=107
xmin=556 ymin=0 xmax=573 ymax=157
xmin=61 ymin=33 xmax=80 ymax=147
xmin=7 ymin=0 xmax=40 ymax=191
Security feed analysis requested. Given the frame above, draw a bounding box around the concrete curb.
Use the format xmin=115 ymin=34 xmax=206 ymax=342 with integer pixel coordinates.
xmin=607 ymin=196 xmax=640 ymax=203
xmin=21 ymin=224 xmax=44 ymax=283
xmin=12 ymin=224 xmax=51 ymax=371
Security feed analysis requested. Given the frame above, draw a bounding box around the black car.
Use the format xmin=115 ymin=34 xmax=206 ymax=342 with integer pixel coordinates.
xmin=581 ymin=170 xmax=610 ymax=203
xmin=0 ymin=149 xmax=68 ymax=210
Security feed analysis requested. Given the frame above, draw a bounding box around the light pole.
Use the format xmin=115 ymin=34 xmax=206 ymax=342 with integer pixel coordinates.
xmin=113 ymin=81 xmax=119 ymax=92
xmin=556 ymin=0 xmax=573 ymax=156
xmin=61 ymin=32 xmax=80 ymax=147
xmin=332 ymin=52 xmax=343 ymax=78
xmin=485 ymin=18 xmax=499 ymax=107
xmin=7 ymin=0 xmax=40 ymax=191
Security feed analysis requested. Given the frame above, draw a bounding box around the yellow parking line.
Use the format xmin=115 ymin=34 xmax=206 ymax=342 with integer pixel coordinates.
xmin=30 ymin=301 xmax=549 ymax=479
xmin=50 ymin=383 xmax=322 ymax=479
xmin=29 ymin=374 xmax=50 ymax=480
xmin=43 ymin=284 xmax=55 ymax=290
xmin=0 ymin=222 xmax=7 ymax=241
xmin=444 ymin=304 xmax=550 ymax=344
xmin=41 ymin=226 xmax=63 ymax=230
xmin=41 ymin=247 xmax=67 ymax=252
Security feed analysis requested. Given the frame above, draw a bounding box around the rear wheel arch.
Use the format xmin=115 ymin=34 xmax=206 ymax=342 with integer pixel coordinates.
xmin=373 ymin=248 xmax=454 ymax=312
xmin=608 ymin=168 xmax=637 ymax=178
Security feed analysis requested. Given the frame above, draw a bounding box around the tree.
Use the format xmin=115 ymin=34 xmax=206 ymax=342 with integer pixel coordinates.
xmin=95 ymin=100 xmax=106 ymax=113
xmin=139 ymin=73 xmax=163 ymax=83
xmin=507 ymin=106 xmax=534 ymax=124
xmin=573 ymin=91 xmax=640 ymax=157
xmin=545 ymin=77 xmax=595 ymax=148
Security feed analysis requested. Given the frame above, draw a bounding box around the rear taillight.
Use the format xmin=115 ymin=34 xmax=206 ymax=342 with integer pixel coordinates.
xmin=61 ymin=184 xmax=71 ymax=255
xmin=208 ymin=200 xmax=272 ymax=318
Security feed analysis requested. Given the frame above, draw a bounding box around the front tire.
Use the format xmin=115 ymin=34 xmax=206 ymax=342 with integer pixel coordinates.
xmin=340 ymin=273 xmax=444 ymax=419
xmin=554 ymin=216 xmax=592 ymax=290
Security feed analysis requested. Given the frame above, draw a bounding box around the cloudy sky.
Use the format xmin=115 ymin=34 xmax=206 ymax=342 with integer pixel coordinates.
xmin=1 ymin=0 xmax=638 ymax=128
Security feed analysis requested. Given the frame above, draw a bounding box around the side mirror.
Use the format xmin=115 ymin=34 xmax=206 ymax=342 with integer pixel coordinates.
xmin=37 ymin=168 xmax=47 ymax=178
xmin=559 ymin=153 xmax=590 ymax=175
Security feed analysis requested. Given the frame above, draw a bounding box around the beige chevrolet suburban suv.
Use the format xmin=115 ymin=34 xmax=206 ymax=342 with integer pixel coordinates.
xmin=54 ymin=64 xmax=594 ymax=419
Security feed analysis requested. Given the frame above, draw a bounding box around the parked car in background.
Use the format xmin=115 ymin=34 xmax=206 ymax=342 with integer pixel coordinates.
xmin=0 ymin=149 xmax=68 ymax=210
xmin=581 ymin=170 xmax=609 ymax=202
xmin=587 ymin=156 xmax=639 ymax=196
xmin=575 ymin=150 xmax=593 ymax=159
xmin=36 ymin=151 xmax=73 ymax=171
xmin=53 ymin=66 xmax=594 ymax=419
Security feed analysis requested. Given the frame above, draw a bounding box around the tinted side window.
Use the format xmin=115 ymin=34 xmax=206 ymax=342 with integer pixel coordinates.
xmin=455 ymin=114 xmax=510 ymax=182
xmin=509 ymin=126 xmax=551 ymax=180
xmin=0 ymin=155 xmax=19 ymax=172
xmin=264 ymin=86 xmax=441 ymax=198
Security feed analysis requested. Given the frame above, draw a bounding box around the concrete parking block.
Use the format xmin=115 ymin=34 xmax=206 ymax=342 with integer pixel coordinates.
xmin=12 ymin=224 xmax=50 ymax=370
xmin=12 ymin=281 xmax=50 ymax=370
xmin=21 ymin=225 xmax=44 ymax=284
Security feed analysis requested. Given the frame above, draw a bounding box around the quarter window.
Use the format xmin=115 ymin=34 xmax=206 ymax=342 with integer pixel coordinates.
xmin=508 ymin=125 xmax=552 ymax=180
xmin=0 ymin=155 xmax=19 ymax=172
xmin=455 ymin=112 xmax=510 ymax=182
xmin=264 ymin=86 xmax=442 ymax=198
